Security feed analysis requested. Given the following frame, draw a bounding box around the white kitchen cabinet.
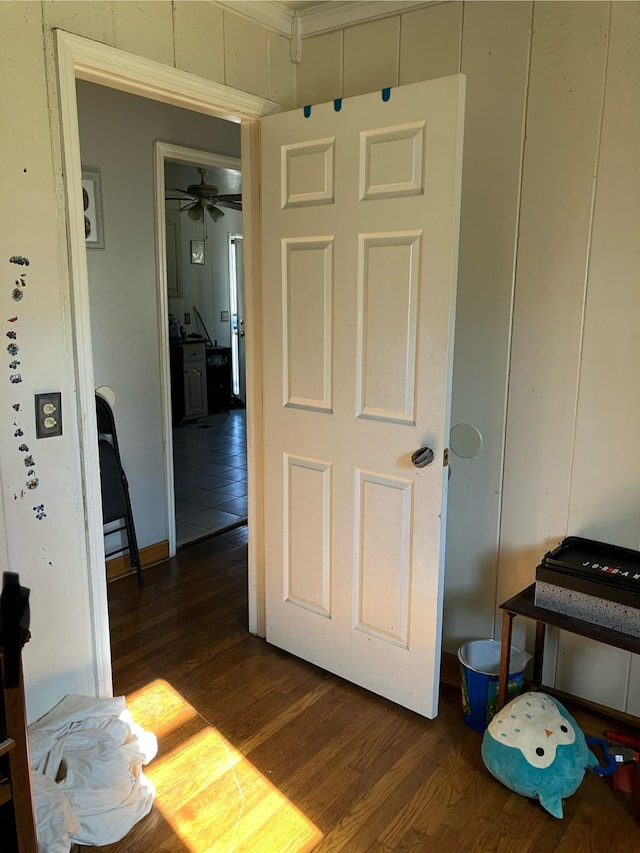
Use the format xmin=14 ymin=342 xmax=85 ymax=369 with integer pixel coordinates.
xmin=182 ymin=341 xmax=207 ymax=420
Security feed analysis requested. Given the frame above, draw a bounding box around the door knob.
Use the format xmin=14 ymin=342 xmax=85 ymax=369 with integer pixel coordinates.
xmin=411 ymin=447 xmax=434 ymax=468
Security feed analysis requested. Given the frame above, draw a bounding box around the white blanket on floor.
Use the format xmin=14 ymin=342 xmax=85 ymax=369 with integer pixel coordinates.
xmin=28 ymin=694 xmax=157 ymax=853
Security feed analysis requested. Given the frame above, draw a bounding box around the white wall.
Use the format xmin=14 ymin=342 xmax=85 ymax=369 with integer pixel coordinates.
xmin=296 ymin=1 xmax=640 ymax=715
xmin=0 ymin=0 xmax=293 ymax=723
xmin=165 ymin=162 xmax=243 ymax=350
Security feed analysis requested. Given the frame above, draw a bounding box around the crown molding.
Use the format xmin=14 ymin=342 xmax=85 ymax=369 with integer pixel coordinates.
xmin=215 ymin=1 xmax=294 ymax=37
xmin=216 ymin=1 xmax=435 ymax=39
xmin=298 ymin=1 xmax=434 ymax=38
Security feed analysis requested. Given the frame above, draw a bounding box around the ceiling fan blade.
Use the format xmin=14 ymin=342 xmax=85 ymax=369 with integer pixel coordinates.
xmin=215 ymin=194 xmax=242 ymax=211
xmin=166 ymin=188 xmax=196 ymax=199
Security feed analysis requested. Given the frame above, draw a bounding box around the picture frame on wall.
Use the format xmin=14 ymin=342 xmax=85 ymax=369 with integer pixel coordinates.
xmin=81 ymin=168 xmax=104 ymax=249
xmin=190 ymin=240 xmax=205 ymax=265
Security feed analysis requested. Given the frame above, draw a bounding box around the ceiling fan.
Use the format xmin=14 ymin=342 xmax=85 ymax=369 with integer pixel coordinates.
xmin=165 ymin=167 xmax=242 ymax=223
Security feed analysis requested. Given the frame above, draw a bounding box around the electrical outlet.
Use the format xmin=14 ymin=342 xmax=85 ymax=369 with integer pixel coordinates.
xmin=35 ymin=392 xmax=62 ymax=438
xmin=184 ymin=312 xmax=191 ymax=324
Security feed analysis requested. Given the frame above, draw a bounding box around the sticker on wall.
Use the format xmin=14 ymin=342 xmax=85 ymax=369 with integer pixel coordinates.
xmin=12 ymin=402 xmax=21 ymax=411
xmin=23 ymin=455 xmax=34 ymax=467
xmin=9 ymin=374 xmax=22 ymax=384
xmin=18 ymin=443 xmax=29 ymax=452
xmin=7 ymin=317 xmax=18 ymax=323
xmin=11 ymin=288 xmax=23 ymax=302
xmin=26 ymin=469 xmax=35 ymax=477
xmin=9 ymin=256 xmax=29 ymax=266
xmin=26 ymin=477 xmax=39 ymax=490
xmin=6 ymin=331 xmax=17 ymax=340
xmin=9 ymin=360 xmax=20 ymax=370
xmin=7 ymin=343 xmax=18 ymax=356
xmin=14 ymin=428 xmax=23 ymax=437
xmin=32 ymin=504 xmax=46 ymax=520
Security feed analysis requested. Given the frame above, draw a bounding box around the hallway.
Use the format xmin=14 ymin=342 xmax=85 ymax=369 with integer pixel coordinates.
xmin=172 ymin=409 xmax=247 ymax=546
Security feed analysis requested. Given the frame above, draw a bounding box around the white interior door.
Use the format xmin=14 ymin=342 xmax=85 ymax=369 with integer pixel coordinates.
xmin=260 ymin=76 xmax=465 ymax=718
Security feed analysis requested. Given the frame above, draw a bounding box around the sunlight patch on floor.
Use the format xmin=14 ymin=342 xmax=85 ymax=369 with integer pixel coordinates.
xmin=126 ymin=679 xmax=199 ymax=739
xmin=126 ymin=680 xmax=323 ymax=853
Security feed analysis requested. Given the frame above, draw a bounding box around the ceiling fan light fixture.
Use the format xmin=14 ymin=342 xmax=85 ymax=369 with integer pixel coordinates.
xmin=187 ymin=203 xmax=203 ymax=221
xmin=208 ymin=205 xmax=224 ymax=223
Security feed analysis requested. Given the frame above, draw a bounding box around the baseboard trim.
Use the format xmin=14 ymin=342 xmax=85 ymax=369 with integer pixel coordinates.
xmin=107 ymin=540 xmax=169 ymax=582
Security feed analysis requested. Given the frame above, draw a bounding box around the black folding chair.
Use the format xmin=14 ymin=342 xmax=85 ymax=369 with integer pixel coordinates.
xmin=96 ymin=394 xmax=143 ymax=585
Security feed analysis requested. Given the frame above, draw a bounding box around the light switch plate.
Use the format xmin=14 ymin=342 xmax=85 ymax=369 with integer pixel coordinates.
xmin=35 ymin=392 xmax=62 ymax=438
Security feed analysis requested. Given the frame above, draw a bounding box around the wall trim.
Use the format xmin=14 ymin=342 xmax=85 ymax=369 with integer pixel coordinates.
xmin=298 ymin=1 xmax=437 ymax=38
xmin=54 ymin=28 xmax=273 ymax=699
xmin=107 ymin=540 xmax=170 ymax=582
xmin=61 ymin=29 xmax=280 ymax=120
xmin=217 ymin=1 xmax=437 ymax=39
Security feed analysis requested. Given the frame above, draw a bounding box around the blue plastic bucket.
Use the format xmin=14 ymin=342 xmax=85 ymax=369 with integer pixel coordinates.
xmin=458 ymin=639 xmax=531 ymax=733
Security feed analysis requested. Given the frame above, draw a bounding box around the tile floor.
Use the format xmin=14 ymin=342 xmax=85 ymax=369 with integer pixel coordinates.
xmin=172 ymin=409 xmax=247 ymax=547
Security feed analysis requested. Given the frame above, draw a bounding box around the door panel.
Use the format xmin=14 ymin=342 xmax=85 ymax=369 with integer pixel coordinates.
xmin=261 ymin=77 xmax=465 ymax=717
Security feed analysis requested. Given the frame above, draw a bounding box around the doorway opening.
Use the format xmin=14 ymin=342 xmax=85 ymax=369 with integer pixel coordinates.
xmin=162 ymin=155 xmax=248 ymax=546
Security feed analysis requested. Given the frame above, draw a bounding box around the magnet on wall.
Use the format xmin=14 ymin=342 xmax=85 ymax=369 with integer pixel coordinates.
xmin=9 ymin=256 xmax=29 ymax=266
xmin=6 ymin=331 xmax=17 ymax=340
xmin=12 ymin=403 xmax=21 ymax=411
xmin=7 ymin=344 xmax=18 ymax=356
xmin=26 ymin=478 xmax=39 ymax=490
xmin=18 ymin=444 xmax=29 ymax=452
xmin=9 ymin=360 xmax=20 ymax=370
xmin=23 ymin=455 xmax=34 ymax=467
xmin=14 ymin=429 xmax=23 ymax=437
xmin=9 ymin=374 xmax=22 ymax=384
xmin=32 ymin=504 xmax=46 ymax=520
xmin=11 ymin=289 xmax=23 ymax=302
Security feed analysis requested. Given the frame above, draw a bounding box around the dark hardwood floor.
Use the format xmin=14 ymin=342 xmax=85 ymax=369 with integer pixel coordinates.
xmin=89 ymin=527 xmax=639 ymax=852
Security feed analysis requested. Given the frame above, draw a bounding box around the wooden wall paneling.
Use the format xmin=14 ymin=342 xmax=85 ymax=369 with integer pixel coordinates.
xmin=399 ymin=1 xmax=463 ymax=85
xmin=113 ymin=1 xmax=175 ymax=66
xmin=2 ymin=3 xmax=102 ymax=722
xmin=269 ymin=31 xmax=296 ymax=110
xmin=496 ymin=1 xmax=609 ymax=620
xmin=173 ymin=1 xmax=226 ymax=83
xmin=343 ymin=17 xmax=400 ymax=99
xmin=223 ymin=11 xmax=270 ymax=99
xmin=442 ymin=2 xmax=532 ymax=651
xmin=561 ymin=1 xmax=640 ymax=711
xmin=296 ymin=31 xmax=343 ymax=107
xmin=42 ymin=0 xmax=116 ymax=45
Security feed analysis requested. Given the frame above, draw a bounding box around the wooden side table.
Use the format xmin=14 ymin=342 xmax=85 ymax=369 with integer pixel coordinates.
xmin=497 ymin=583 xmax=640 ymax=712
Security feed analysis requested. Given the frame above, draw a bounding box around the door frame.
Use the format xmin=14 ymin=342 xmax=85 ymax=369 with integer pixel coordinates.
xmin=154 ymin=142 xmax=243 ymax=557
xmin=55 ymin=29 xmax=277 ymax=696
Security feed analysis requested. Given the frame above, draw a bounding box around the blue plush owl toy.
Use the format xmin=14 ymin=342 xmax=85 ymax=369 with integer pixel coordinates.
xmin=481 ymin=692 xmax=599 ymax=818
